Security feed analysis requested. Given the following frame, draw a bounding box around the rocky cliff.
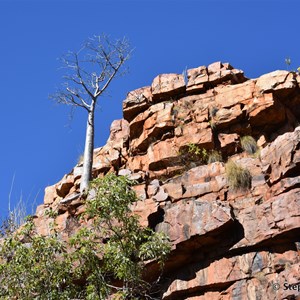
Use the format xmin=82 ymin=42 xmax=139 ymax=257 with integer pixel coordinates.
xmin=35 ymin=62 xmax=300 ymax=299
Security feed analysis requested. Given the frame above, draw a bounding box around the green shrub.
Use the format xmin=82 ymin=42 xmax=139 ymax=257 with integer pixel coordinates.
xmin=186 ymin=143 xmax=208 ymax=161
xmin=0 ymin=173 xmax=171 ymax=299
xmin=0 ymin=221 xmax=77 ymax=299
xmin=184 ymin=144 xmax=222 ymax=165
xmin=240 ymin=136 xmax=258 ymax=154
xmin=225 ymin=160 xmax=252 ymax=191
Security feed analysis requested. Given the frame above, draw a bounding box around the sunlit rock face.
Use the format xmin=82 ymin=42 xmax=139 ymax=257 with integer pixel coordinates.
xmin=38 ymin=62 xmax=300 ymax=299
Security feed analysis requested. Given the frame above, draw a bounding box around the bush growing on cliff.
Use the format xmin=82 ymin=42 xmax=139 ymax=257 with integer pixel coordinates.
xmin=225 ymin=160 xmax=252 ymax=191
xmin=0 ymin=173 xmax=171 ymax=299
xmin=240 ymin=135 xmax=258 ymax=155
xmin=182 ymin=143 xmax=222 ymax=165
xmin=0 ymin=220 xmax=78 ymax=299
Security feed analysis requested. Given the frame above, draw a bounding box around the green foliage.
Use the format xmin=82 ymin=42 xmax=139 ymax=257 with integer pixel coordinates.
xmin=240 ymin=135 xmax=258 ymax=155
xmin=81 ymin=174 xmax=171 ymax=298
xmin=182 ymin=143 xmax=222 ymax=165
xmin=187 ymin=143 xmax=206 ymax=156
xmin=0 ymin=173 xmax=171 ymax=299
xmin=44 ymin=207 xmax=58 ymax=219
xmin=0 ymin=223 xmax=78 ymax=299
xmin=225 ymin=160 xmax=252 ymax=191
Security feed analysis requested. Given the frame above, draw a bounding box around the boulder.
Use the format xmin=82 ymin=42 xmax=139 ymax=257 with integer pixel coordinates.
xmin=158 ymin=198 xmax=232 ymax=245
xmin=56 ymin=174 xmax=74 ymax=198
xmin=247 ymin=93 xmax=286 ymax=127
xmin=44 ymin=184 xmax=57 ymax=205
xmin=261 ymin=127 xmax=300 ymax=184
xmin=151 ymin=73 xmax=186 ymax=101
xmin=215 ymin=80 xmax=255 ymax=108
xmin=256 ymin=70 xmax=297 ymax=96
xmin=123 ymin=86 xmax=152 ymax=122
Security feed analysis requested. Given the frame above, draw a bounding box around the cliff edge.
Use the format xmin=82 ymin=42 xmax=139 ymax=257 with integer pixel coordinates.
xmin=35 ymin=62 xmax=300 ymax=299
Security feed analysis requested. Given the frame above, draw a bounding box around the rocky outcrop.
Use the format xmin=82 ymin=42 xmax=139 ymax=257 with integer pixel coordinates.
xmin=35 ymin=62 xmax=300 ymax=299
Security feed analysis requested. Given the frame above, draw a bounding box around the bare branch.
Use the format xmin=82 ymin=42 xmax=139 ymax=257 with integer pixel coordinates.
xmin=66 ymin=87 xmax=90 ymax=109
xmin=73 ymin=52 xmax=95 ymax=99
xmin=50 ymin=90 xmax=90 ymax=112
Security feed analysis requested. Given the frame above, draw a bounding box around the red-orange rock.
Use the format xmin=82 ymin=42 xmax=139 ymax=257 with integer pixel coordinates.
xmin=56 ymin=174 xmax=74 ymax=198
xmin=261 ymin=127 xmax=300 ymax=184
xmin=151 ymin=73 xmax=186 ymax=101
xmin=164 ymin=250 xmax=300 ymax=299
xmin=131 ymin=198 xmax=158 ymax=227
xmin=215 ymin=80 xmax=255 ymax=108
xmin=44 ymin=184 xmax=57 ymax=205
xmin=233 ymin=188 xmax=300 ymax=248
xmin=33 ymin=63 xmax=300 ymax=300
xmin=186 ymin=62 xmax=247 ymax=94
xmin=176 ymin=122 xmax=214 ymax=150
xmin=186 ymin=65 xmax=208 ymax=92
xmin=247 ymin=93 xmax=286 ymax=127
xmin=255 ymin=70 xmax=297 ymax=96
xmin=210 ymin=62 xmax=247 ymax=85
xmin=214 ymin=105 xmax=243 ymax=129
xmin=130 ymin=102 xmax=174 ymax=154
xmin=158 ymin=198 xmax=232 ymax=245
xmin=123 ymin=86 xmax=152 ymax=122
xmin=218 ymin=133 xmax=239 ymax=155
xmin=148 ymin=139 xmax=180 ymax=171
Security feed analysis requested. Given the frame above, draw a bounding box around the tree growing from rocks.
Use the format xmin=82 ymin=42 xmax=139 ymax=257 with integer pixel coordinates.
xmin=51 ymin=35 xmax=131 ymax=193
xmin=0 ymin=174 xmax=170 ymax=299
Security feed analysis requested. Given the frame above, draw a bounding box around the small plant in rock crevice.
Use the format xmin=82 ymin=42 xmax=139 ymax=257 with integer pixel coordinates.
xmin=207 ymin=150 xmax=223 ymax=164
xmin=179 ymin=143 xmax=222 ymax=166
xmin=240 ymin=135 xmax=258 ymax=155
xmin=225 ymin=160 xmax=252 ymax=191
xmin=209 ymin=119 xmax=216 ymax=131
xmin=209 ymin=106 xmax=219 ymax=118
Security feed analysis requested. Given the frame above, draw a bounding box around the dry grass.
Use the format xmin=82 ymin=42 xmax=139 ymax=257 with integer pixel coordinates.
xmin=240 ymin=135 xmax=258 ymax=154
xmin=207 ymin=150 xmax=222 ymax=164
xmin=225 ymin=160 xmax=252 ymax=191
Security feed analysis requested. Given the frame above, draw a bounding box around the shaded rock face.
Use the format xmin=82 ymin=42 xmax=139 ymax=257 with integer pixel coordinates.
xmin=36 ymin=62 xmax=300 ymax=299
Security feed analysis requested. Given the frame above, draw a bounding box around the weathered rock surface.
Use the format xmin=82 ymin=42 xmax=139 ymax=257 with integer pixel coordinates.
xmin=35 ymin=63 xmax=300 ymax=299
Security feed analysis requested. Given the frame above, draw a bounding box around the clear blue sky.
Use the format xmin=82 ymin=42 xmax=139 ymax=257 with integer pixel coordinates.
xmin=1 ymin=0 xmax=299 ymax=217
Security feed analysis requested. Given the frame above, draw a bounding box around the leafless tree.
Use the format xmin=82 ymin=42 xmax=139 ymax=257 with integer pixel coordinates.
xmin=51 ymin=35 xmax=131 ymax=194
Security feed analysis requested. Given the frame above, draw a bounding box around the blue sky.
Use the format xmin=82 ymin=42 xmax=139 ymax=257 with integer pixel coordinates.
xmin=0 ymin=0 xmax=299 ymax=217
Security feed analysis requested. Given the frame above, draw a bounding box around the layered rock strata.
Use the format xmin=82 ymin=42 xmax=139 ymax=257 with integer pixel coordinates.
xmin=35 ymin=62 xmax=300 ymax=299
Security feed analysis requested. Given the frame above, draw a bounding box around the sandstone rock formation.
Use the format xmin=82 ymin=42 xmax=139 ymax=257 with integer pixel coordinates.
xmin=35 ymin=62 xmax=300 ymax=299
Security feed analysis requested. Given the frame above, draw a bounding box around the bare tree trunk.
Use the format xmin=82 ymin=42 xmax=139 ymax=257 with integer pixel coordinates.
xmin=51 ymin=36 xmax=131 ymax=194
xmin=80 ymin=106 xmax=95 ymax=194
